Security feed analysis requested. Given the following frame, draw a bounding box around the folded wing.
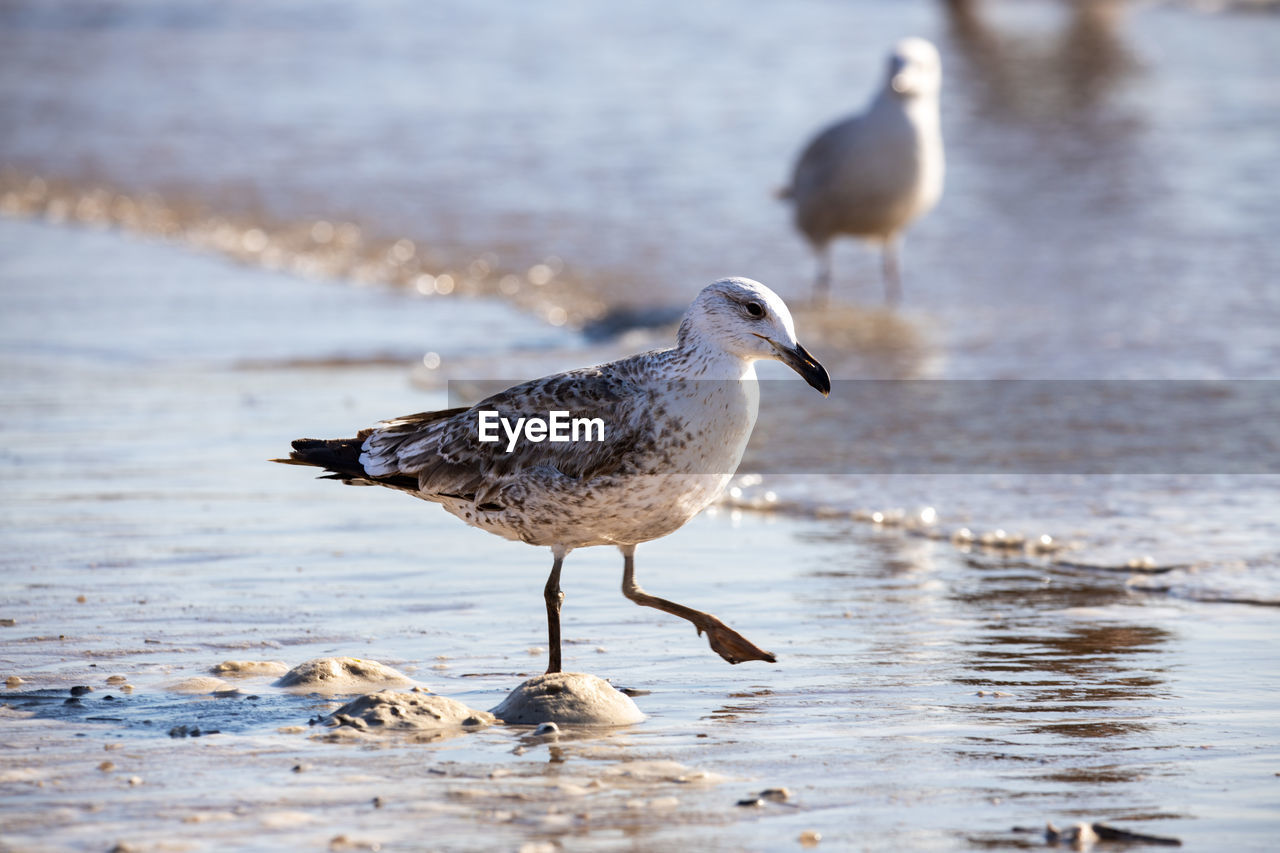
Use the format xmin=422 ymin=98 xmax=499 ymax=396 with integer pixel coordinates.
xmin=360 ymin=368 xmax=654 ymax=507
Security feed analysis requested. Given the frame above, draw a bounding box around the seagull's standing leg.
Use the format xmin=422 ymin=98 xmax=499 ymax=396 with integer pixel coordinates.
xmin=881 ymin=236 xmax=903 ymax=307
xmin=618 ymin=545 xmax=776 ymax=665
xmin=813 ymin=243 xmax=833 ymax=305
xmin=543 ymin=545 xmax=567 ymax=674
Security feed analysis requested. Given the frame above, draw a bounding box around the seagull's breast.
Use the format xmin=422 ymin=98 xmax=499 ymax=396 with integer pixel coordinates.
xmin=655 ymin=374 xmax=757 ymax=469
xmin=833 ymin=98 xmax=942 ymax=234
xmin=495 ymin=366 xmax=759 ymax=549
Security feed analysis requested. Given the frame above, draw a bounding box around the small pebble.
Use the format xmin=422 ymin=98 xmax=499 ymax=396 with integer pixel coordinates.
xmin=532 ymin=721 xmax=560 ymax=737
xmin=5 ymin=675 xmax=23 ymax=688
xmin=736 ymin=797 xmax=763 ymax=807
xmin=127 ymin=776 xmax=142 ymax=786
xmin=106 ymin=675 xmax=127 ymax=684
xmin=799 ymin=829 xmax=822 ymax=847
xmin=98 ymin=761 xmax=115 ymax=772
xmin=760 ymin=787 xmax=791 ymax=802
xmin=70 ymin=685 xmax=93 ymax=697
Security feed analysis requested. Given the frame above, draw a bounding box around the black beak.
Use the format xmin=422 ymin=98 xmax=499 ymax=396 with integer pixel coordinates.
xmin=776 ymin=341 xmax=831 ymax=396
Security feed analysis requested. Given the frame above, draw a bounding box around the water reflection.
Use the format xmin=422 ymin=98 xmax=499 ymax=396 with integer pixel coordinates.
xmin=934 ymin=0 xmax=1160 ymax=356
xmin=801 ymin=522 xmax=1176 ymax=790
xmin=950 ymin=562 xmax=1174 ymax=800
xmin=942 ymin=0 xmax=1138 ymax=124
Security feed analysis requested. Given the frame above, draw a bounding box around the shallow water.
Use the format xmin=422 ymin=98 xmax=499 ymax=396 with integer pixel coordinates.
xmin=2 ymin=0 xmax=1278 ymax=377
xmin=2 ymin=219 xmax=1278 ymax=851
xmin=2 ymin=0 xmax=1279 ymax=849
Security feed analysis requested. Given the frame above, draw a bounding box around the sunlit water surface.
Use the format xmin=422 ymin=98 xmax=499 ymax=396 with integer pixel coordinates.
xmin=2 ymin=220 xmax=1277 ymax=851
xmin=2 ymin=0 xmax=1279 ymax=849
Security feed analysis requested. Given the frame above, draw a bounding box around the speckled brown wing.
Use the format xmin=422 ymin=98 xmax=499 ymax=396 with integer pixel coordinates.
xmin=359 ymin=365 xmax=656 ymax=506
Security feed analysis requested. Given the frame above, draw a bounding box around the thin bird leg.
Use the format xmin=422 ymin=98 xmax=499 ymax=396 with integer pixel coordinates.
xmin=619 ymin=548 xmax=776 ymax=665
xmin=543 ymin=549 xmax=566 ymax=674
xmin=882 ymin=237 xmax=902 ymax=307
xmin=813 ymin=244 xmax=833 ymax=305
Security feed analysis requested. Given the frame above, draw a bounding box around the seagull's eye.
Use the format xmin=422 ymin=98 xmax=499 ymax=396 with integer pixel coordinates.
xmin=744 ymin=301 xmax=765 ymax=319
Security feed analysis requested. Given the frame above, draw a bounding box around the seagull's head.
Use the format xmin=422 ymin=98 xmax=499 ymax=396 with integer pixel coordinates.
xmin=884 ymin=37 xmax=942 ymax=100
xmin=680 ymin=277 xmax=830 ymax=396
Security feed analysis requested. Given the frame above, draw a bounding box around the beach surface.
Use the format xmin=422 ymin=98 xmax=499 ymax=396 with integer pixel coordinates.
xmin=3 ymin=0 xmax=1279 ymax=849
xmin=2 ymin=219 xmax=1278 ymax=851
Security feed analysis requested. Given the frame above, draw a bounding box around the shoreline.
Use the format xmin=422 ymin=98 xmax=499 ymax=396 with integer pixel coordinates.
xmin=2 ymin=215 xmax=1278 ymax=851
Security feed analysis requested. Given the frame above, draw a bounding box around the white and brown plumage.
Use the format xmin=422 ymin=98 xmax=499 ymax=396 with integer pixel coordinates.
xmin=277 ymin=278 xmax=830 ymax=673
xmin=781 ymin=37 xmax=945 ymax=305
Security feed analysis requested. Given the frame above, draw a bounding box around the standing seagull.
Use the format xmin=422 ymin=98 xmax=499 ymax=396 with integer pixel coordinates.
xmin=276 ymin=278 xmax=829 ymax=673
xmin=781 ymin=38 xmax=945 ymax=305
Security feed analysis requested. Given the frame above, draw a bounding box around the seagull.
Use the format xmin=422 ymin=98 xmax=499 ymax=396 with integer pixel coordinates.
xmin=780 ymin=37 xmax=945 ymax=305
xmin=276 ymin=278 xmax=830 ymax=674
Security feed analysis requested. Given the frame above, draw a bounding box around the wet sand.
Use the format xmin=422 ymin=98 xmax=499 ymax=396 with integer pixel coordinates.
xmin=4 ymin=1 xmax=1279 ymax=848
xmin=4 ymin=1 xmax=1278 ymax=380
xmin=3 ymin=219 xmax=1279 ymax=850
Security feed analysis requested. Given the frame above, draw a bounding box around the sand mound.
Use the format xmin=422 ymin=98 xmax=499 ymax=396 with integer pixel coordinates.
xmin=490 ymin=672 xmax=645 ymax=726
xmin=274 ymin=657 xmax=415 ymax=694
xmin=163 ymin=676 xmax=233 ymax=694
xmin=323 ymin=689 xmax=495 ymax=730
xmin=318 ymin=690 xmax=495 ymax=741
xmin=211 ymin=660 xmax=289 ymax=678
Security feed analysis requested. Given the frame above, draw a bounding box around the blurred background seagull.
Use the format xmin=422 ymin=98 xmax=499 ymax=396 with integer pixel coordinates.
xmin=781 ymin=37 xmax=945 ymax=306
xmin=276 ymin=278 xmax=830 ymax=675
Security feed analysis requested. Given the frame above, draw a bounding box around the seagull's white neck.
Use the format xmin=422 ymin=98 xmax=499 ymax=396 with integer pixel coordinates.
xmin=875 ymin=88 xmax=939 ymax=126
xmin=670 ymin=335 xmax=759 ymax=383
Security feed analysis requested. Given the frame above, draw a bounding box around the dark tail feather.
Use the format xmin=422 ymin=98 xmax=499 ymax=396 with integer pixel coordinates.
xmin=274 ymin=434 xmax=422 ymax=491
xmin=273 ymin=436 xmax=370 ymax=481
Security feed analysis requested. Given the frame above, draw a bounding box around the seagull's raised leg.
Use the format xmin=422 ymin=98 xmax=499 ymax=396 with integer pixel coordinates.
xmin=813 ymin=244 xmax=833 ymax=305
xmin=543 ymin=547 xmax=567 ymax=674
xmin=881 ymin=237 xmax=902 ymax=307
xmin=619 ymin=545 xmax=776 ymax=665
